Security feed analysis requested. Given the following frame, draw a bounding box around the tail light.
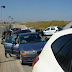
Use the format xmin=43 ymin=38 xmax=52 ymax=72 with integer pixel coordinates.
xmin=32 ymin=56 xmax=39 ymax=68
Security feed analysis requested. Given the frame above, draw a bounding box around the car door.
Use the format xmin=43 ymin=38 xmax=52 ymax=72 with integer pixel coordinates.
xmin=4 ymin=35 xmax=13 ymax=54
xmin=50 ymin=27 xmax=56 ymax=34
xmin=11 ymin=44 xmax=19 ymax=55
xmin=45 ymin=27 xmax=55 ymax=35
xmin=12 ymin=35 xmax=19 ymax=55
xmin=4 ymin=35 xmax=19 ymax=55
xmin=44 ymin=27 xmax=50 ymax=35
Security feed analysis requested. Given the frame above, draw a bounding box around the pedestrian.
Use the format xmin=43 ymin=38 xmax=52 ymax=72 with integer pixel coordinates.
xmin=1 ymin=30 xmax=7 ymax=44
xmin=5 ymin=31 xmax=12 ymax=57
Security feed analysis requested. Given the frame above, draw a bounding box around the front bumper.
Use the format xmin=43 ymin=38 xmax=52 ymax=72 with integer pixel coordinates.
xmin=21 ymin=54 xmax=38 ymax=63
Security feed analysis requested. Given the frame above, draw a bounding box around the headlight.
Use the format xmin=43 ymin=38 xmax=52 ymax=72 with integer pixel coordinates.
xmin=22 ymin=51 xmax=36 ymax=55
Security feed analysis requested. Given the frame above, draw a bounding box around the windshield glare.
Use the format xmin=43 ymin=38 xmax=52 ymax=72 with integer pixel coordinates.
xmin=20 ymin=34 xmax=45 ymax=44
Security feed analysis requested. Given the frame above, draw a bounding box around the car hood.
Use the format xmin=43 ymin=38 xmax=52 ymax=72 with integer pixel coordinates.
xmin=19 ymin=41 xmax=46 ymax=51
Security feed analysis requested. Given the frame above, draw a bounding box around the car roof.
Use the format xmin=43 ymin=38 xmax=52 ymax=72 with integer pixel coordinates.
xmin=46 ymin=26 xmax=58 ymax=28
xmin=63 ymin=22 xmax=72 ymax=30
xmin=19 ymin=32 xmax=39 ymax=36
xmin=11 ymin=28 xmax=21 ymax=29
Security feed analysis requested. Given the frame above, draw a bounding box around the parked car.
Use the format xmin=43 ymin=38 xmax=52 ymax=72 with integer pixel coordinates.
xmin=13 ymin=29 xmax=31 ymax=34
xmin=35 ymin=29 xmax=40 ymax=32
xmin=4 ymin=32 xmax=46 ymax=65
xmin=10 ymin=28 xmax=21 ymax=33
xmin=27 ymin=27 xmax=36 ymax=32
xmin=32 ymin=29 xmax=72 ymax=72
xmin=43 ymin=26 xmax=62 ymax=35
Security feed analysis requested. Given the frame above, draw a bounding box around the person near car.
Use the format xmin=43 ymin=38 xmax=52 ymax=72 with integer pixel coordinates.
xmin=5 ymin=31 xmax=12 ymax=57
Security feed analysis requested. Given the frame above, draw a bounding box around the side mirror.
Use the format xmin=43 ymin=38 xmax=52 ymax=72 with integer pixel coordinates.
xmin=12 ymin=41 xmax=17 ymax=45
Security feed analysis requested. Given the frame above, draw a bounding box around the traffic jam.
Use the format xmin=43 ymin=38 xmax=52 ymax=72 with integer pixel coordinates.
xmin=1 ymin=22 xmax=72 ymax=72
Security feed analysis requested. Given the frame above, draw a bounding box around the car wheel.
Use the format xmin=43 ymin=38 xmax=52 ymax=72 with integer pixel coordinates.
xmin=20 ymin=54 xmax=24 ymax=65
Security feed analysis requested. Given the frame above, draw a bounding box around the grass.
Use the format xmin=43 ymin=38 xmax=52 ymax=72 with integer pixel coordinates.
xmin=19 ymin=20 xmax=72 ymax=30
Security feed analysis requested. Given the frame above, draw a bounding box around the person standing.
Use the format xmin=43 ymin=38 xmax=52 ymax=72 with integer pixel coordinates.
xmin=5 ymin=31 xmax=12 ymax=57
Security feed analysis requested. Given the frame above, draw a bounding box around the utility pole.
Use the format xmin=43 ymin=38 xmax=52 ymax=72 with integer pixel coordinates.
xmin=0 ymin=6 xmax=5 ymax=36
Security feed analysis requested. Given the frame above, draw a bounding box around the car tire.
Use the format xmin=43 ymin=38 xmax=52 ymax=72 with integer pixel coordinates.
xmin=20 ymin=54 xmax=24 ymax=65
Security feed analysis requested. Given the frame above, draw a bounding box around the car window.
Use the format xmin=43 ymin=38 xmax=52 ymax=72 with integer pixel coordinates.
xmin=51 ymin=34 xmax=72 ymax=55
xmin=45 ymin=28 xmax=50 ymax=30
xmin=57 ymin=26 xmax=63 ymax=31
xmin=20 ymin=34 xmax=45 ymax=44
xmin=51 ymin=34 xmax=72 ymax=72
xmin=5 ymin=35 xmax=15 ymax=43
xmin=21 ymin=30 xmax=31 ymax=33
xmin=51 ymin=27 xmax=55 ymax=30
xmin=62 ymin=50 xmax=72 ymax=72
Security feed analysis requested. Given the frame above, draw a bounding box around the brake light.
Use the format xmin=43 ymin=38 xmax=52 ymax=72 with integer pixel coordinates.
xmin=22 ymin=52 xmax=27 ymax=55
xmin=32 ymin=56 xmax=39 ymax=68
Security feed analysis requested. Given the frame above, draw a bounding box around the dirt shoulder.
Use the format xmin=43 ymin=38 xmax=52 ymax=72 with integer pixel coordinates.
xmin=12 ymin=23 xmax=27 ymax=29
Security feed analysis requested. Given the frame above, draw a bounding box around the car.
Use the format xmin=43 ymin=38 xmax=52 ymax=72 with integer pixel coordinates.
xmin=4 ymin=32 xmax=46 ymax=65
xmin=10 ymin=28 xmax=21 ymax=33
xmin=27 ymin=27 xmax=36 ymax=32
xmin=32 ymin=29 xmax=72 ymax=72
xmin=63 ymin=22 xmax=72 ymax=30
xmin=13 ymin=29 xmax=31 ymax=34
xmin=43 ymin=26 xmax=62 ymax=35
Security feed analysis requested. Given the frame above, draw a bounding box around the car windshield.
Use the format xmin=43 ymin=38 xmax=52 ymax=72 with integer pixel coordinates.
xmin=57 ymin=26 xmax=63 ymax=30
xmin=20 ymin=34 xmax=45 ymax=44
xmin=21 ymin=30 xmax=31 ymax=33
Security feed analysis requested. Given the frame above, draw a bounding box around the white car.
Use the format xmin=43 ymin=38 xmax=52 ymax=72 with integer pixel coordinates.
xmin=32 ymin=28 xmax=72 ymax=72
xmin=27 ymin=27 xmax=36 ymax=33
xmin=43 ymin=26 xmax=62 ymax=35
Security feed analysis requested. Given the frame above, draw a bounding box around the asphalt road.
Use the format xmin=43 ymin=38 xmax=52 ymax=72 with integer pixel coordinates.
xmin=0 ymin=38 xmax=32 ymax=72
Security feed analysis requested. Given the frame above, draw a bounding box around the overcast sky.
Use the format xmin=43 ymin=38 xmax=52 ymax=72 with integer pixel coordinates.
xmin=0 ymin=0 xmax=72 ymax=22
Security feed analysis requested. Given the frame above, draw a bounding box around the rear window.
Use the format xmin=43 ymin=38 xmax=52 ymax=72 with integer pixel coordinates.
xmin=51 ymin=34 xmax=72 ymax=72
xmin=57 ymin=26 xmax=63 ymax=31
xmin=51 ymin=34 xmax=72 ymax=54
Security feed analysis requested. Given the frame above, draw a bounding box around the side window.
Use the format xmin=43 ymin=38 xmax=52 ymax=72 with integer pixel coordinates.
xmin=51 ymin=27 xmax=55 ymax=30
xmin=5 ymin=35 xmax=15 ymax=43
xmin=45 ymin=28 xmax=50 ymax=31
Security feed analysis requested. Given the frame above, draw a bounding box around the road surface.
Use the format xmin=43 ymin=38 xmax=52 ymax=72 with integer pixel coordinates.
xmin=0 ymin=38 xmax=32 ymax=72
